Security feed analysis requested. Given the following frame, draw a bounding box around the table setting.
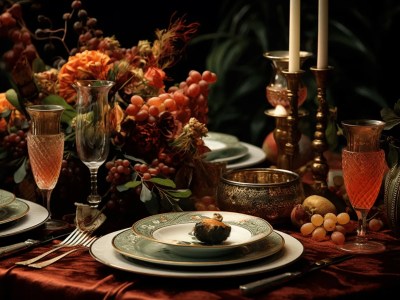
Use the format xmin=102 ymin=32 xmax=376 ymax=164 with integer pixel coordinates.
xmin=1 ymin=0 xmax=400 ymax=299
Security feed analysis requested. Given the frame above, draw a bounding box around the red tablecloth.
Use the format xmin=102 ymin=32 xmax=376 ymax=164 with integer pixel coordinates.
xmin=1 ymin=226 xmax=399 ymax=300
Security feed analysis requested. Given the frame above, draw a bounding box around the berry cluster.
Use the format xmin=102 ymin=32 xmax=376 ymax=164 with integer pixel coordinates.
xmin=125 ymin=70 xmax=216 ymax=126
xmin=1 ymin=129 xmax=27 ymax=159
xmin=0 ymin=3 xmax=37 ymax=69
xmin=300 ymin=212 xmax=353 ymax=244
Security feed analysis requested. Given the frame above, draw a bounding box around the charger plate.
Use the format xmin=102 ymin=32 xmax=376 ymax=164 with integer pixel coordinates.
xmin=112 ymin=229 xmax=284 ymax=267
xmin=0 ymin=199 xmax=29 ymax=225
xmin=131 ymin=211 xmax=273 ymax=257
xmin=90 ymin=229 xmax=304 ymax=278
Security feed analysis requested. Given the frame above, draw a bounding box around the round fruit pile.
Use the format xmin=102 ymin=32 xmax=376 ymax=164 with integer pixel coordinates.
xmin=291 ymin=194 xmax=385 ymax=245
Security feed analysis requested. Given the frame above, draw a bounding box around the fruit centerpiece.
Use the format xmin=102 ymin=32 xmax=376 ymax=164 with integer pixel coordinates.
xmin=0 ymin=0 xmax=220 ymax=227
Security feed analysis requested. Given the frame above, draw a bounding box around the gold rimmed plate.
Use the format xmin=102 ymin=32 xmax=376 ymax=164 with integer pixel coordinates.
xmin=0 ymin=189 xmax=15 ymax=208
xmin=0 ymin=198 xmax=29 ymax=225
xmin=131 ymin=211 xmax=273 ymax=258
xmin=112 ymin=229 xmax=284 ymax=267
xmin=90 ymin=229 xmax=304 ymax=278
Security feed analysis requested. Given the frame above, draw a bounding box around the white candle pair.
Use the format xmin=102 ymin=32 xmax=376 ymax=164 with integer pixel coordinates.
xmin=288 ymin=0 xmax=329 ymax=72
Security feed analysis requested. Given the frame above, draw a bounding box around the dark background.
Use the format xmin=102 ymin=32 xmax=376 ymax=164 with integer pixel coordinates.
xmin=1 ymin=0 xmax=400 ymax=150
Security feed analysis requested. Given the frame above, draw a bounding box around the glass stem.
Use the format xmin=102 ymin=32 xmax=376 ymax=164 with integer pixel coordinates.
xmin=88 ymin=167 xmax=101 ymax=206
xmin=355 ymin=209 xmax=369 ymax=243
xmin=40 ymin=189 xmax=53 ymax=218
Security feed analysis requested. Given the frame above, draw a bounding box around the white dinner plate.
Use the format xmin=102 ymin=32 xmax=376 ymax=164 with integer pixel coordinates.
xmin=0 ymin=198 xmax=49 ymax=238
xmin=90 ymin=229 xmax=304 ymax=278
xmin=112 ymin=229 xmax=284 ymax=267
xmin=203 ymin=132 xmax=249 ymax=163
xmin=227 ymin=142 xmax=266 ymax=169
xmin=0 ymin=199 xmax=29 ymax=225
xmin=0 ymin=189 xmax=15 ymax=208
xmin=131 ymin=211 xmax=273 ymax=257
xmin=204 ymin=132 xmax=240 ymax=150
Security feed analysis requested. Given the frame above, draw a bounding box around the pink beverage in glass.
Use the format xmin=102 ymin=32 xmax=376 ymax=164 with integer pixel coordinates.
xmin=27 ymin=133 xmax=64 ymax=190
xmin=342 ymin=150 xmax=386 ymax=210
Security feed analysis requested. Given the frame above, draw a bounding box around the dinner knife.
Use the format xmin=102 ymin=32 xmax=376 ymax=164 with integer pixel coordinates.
xmin=240 ymin=254 xmax=354 ymax=295
xmin=0 ymin=231 xmax=73 ymax=259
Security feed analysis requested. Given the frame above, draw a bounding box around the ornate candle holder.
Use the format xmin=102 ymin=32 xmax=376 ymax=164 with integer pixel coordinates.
xmin=310 ymin=66 xmax=333 ymax=193
xmin=281 ymin=70 xmax=305 ymax=170
xmin=263 ymin=51 xmax=312 ymax=169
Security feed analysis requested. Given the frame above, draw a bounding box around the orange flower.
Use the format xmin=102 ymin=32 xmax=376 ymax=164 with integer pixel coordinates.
xmin=144 ymin=67 xmax=166 ymax=90
xmin=58 ymin=50 xmax=112 ymax=105
xmin=0 ymin=92 xmax=22 ymax=133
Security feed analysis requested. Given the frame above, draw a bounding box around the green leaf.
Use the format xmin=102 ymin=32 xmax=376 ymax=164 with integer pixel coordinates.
xmin=5 ymin=89 xmax=23 ymax=112
xmin=122 ymin=180 xmax=142 ymax=190
xmin=0 ymin=109 xmax=11 ymax=118
xmin=164 ymin=189 xmax=192 ymax=199
xmin=381 ymin=108 xmax=400 ymax=130
xmin=31 ymin=57 xmax=46 ymax=73
xmin=13 ymin=157 xmax=27 ymax=184
xmin=149 ymin=177 xmax=176 ymax=188
xmin=140 ymin=184 xmax=152 ymax=202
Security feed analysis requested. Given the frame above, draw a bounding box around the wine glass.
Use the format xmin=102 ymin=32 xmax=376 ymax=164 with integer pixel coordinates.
xmin=26 ymin=105 xmax=68 ymax=231
xmin=73 ymin=80 xmax=115 ymax=207
xmin=339 ymin=119 xmax=386 ymax=254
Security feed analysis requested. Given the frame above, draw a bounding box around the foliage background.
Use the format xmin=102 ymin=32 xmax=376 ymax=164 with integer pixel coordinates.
xmin=1 ymin=0 xmax=400 ymax=150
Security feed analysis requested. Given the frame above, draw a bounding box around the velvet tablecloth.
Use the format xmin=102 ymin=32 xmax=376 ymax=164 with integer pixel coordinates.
xmin=1 ymin=226 xmax=400 ymax=300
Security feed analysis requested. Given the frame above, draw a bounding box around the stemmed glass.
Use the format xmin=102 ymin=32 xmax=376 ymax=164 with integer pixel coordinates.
xmin=73 ymin=80 xmax=115 ymax=207
xmin=339 ymin=119 xmax=386 ymax=254
xmin=26 ymin=105 xmax=68 ymax=231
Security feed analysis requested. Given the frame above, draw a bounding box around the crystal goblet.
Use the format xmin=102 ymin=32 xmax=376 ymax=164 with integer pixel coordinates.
xmin=73 ymin=80 xmax=115 ymax=207
xmin=27 ymin=105 xmax=68 ymax=231
xmin=339 ymin=119 xmax=386 ymax=254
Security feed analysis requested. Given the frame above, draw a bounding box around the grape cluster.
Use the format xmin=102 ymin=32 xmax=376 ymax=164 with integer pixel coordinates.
xmin=1 ymin=129 xmax=27 ymax=159
xmin=300 ymin=212 xmax=354 ymax=244
xmin=105 ymin=159 xmax=133 ymax=186
xmin=0 ymin=3 xmax=37 ymax=69
xmin=126 ymin=70 xmax=216 ymax=126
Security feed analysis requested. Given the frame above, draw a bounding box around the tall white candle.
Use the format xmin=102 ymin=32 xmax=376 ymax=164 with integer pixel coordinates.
xmin=289 ymin=0 xmax=301 ymax=72
xmin=317 ymin=0 xmax=329 ymax=68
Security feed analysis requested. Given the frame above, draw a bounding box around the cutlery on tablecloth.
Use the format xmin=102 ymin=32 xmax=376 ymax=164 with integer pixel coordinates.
xmin=0 ymin=231 xmax=73 ymax=259
xmin=239 ymin=254 xmax=354 ymax=295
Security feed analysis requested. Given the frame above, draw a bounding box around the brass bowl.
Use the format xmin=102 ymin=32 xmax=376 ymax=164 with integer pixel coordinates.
xmin=216 ymin=168 xmax=305 ymax=225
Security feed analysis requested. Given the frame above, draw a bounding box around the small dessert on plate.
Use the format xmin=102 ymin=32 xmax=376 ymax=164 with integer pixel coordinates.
xmin=193 ymin=213 xmax=231 ymax=244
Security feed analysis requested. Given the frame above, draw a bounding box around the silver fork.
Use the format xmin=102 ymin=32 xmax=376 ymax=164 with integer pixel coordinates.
xmin=26 ymin=236 xmax=98 ymax=269
xmin=15 ymin=228 xmax=94 ymax=266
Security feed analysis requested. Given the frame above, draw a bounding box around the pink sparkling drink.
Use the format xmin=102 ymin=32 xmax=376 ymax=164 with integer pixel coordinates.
xmin=342 ymin=150 xmax=386 ymax=210
xmin=27 ymin=133 xmax=64 ymax=190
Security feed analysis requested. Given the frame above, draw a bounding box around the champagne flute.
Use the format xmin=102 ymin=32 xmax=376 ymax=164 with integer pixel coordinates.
xmin=73 ymin=80 xmax=115 ymax=207
xmin=339 ymin=119 xmax=386 ymax=254
xmin=27 ymin=105 xmax=68 ymax=231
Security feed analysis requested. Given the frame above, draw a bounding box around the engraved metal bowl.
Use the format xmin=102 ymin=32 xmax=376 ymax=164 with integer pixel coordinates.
xmin=216 ymin=168 xmax=305 ymax=225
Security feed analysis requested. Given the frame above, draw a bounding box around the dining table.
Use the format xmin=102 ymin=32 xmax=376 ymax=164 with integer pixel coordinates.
xmin=1 ymin=217 xmax=400 ymax=300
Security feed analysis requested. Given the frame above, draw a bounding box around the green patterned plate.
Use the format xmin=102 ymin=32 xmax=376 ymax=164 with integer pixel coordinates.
xmin=0 ymin=198 xmax=30 ymax=225
xmin=131 ymin=211 xmax=273 ymax=257
xmin=0 ymin=189 xmax=15 ymax=208
xmin=203 ymin=132 xmax=249 ymax=163
xmin=112 ymin=229 xmax=284 ymax=267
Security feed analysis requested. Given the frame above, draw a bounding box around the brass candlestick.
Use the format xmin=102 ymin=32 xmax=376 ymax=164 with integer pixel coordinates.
xmin=310 ymin=66 xmax=333 ymax=193
xmin=281 ymin=70 xmax=305 ymax=170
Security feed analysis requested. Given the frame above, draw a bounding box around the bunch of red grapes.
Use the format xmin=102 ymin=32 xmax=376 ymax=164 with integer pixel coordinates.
xmin=125 ymin=70 xmax=216 ymax=126
xmin=1 ymin=129 xmax=27 ymax=159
